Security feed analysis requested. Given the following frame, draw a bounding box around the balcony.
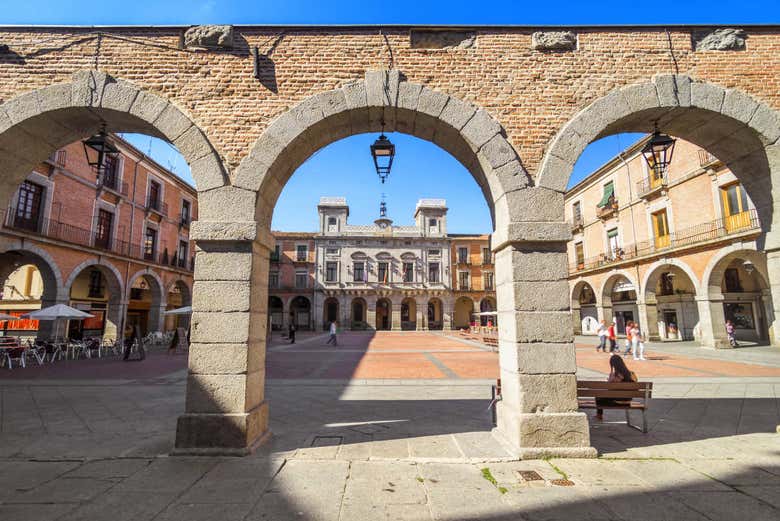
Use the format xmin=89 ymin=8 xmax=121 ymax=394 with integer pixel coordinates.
xmin=179 ymin=215 xmax=191 ymax=229
xmin=596 ymin=199 xmax=618 ymax=220
xmin=570 ymin=214 xmax=584 ymax=233
xmin=145 ymin=197 xmax=168 ymax=218
xmin=1 ymin=208 xmax=192 ymax=272
xmin=569 ymin=209 xmax=760 ymax=275
xmin=698 ymin=149 xmax=719 ymax=167
xmin=97 ymin=174 xmax=128 ymax=197
xmin=636 ymin=172 xmax=668 ymax=200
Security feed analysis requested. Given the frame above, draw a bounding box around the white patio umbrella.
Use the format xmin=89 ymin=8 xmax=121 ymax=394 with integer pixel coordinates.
xmin=164 ymin=305 xmax=192 ymax=315
xmin=22 ymin=304 xmax=94 ymax=340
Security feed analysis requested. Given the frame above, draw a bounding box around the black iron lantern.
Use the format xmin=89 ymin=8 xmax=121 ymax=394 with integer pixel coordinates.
xmin=370 ymin=129 xmax=395 ymax=184
xmin=82 ymin=123 xmax=119 ymax=177
xmin=641 ymin=128 xmax=676 ymax=179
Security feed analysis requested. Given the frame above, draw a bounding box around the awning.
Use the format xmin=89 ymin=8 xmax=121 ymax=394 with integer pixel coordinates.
xmin=613 ymin=281 xmax=635 ymax=293
xmin=597 ymin=183 xmax=615 ymax=208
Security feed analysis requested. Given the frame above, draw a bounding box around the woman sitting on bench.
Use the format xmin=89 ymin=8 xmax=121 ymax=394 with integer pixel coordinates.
xmin=596 ymin=355 xmax=637 ymax=421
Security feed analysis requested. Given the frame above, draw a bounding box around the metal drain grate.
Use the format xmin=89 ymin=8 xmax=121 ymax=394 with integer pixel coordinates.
xmin=551 ymin=479 xmax=575 ymax=487
xmin=311 ymin=436 xmax=343 ymax=447
xmin=516 ymin=470 xmax=544 ymax=481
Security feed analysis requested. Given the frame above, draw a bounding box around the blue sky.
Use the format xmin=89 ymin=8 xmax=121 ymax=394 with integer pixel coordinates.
xmin=21 ymin=0 xmax=777 ymax=232
xmin=4 ymin=0 xmax=779 ymax=25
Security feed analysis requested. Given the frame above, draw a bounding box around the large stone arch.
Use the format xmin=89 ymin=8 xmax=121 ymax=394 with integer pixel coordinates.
xmin=537 ymin=73 xmax=780 ymax=344
xmin=0 ymin=69 xmax=228 ymax=208
xmin=642 ymin=258 xmax=703 ymax=300
xmin=599 ymin=270 xmax=640 ymax=308
xmin=641 ymin=259 xmax=702 ymax=342
xmin=570 ymin=279 xmax=597 ymax=335
xmin=0 ymin=240 xmax=66 ymax=302
xmin=182 ymin=70 xmax=590 ymax=459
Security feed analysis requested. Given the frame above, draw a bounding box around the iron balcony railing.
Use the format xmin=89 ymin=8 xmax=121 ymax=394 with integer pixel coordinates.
xmin=570 ymin=214 xmax=584 ymax=232
xmin=1 ymin=208 xmax=193 ymax=272
xmin=569 ymin=209 xmax=760 ymax=275
xmin=97 ymin=174 xmax=129 ymax=196
xmin=636 ymin=171 xmax=668 ymax=198
xmin=698 ymin=149 xmax=718 ymax=167
xmin=596 ymin=199 xmax=619 ymax=219
xmin=145 ymin=197 xmax=168 ymax=217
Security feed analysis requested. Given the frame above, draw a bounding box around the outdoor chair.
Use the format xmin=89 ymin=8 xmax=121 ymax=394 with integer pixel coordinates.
xmin=1 ymin=343 xmax=26 ymax=369
xmin=101 ymin=338 xmax=120 ymax=357
xmin=24 ymin=339 xmax=46 ymax=365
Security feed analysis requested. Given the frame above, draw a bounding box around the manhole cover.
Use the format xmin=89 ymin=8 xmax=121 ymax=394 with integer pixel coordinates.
xmin=551 ymin=479 xmax=575 ymax=487
xmin=311 ymin=436 xmax=342 ymax=447
xmin=516 ymin=470 xmax=544 ymax=481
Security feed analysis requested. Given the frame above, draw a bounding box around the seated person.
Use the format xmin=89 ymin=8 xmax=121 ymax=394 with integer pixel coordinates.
xmin=596 ymin=354 xmax=637 ymax=421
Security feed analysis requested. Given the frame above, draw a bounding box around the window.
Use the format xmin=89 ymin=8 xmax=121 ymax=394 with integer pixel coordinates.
xmin=724 ymin=268 xmax=742 ymax=292
xmin=484 ymin=272 xmax=494 ymax=290
xmin=660 ymin=272 xmax=674 ymax=296
xmin=14 ymin=181 xmax=45 ymax=232
xmin=325 ymin=261 xmax=338 ymax=283
xmin=147 ymin=180 xmax=161 ymax=210
xmin=428 ymin=249 xmax=440 ymax=256
xmin=88 ymin=270 xmax=104 ymax=298
xmin=95 ymin=209 xmax=113 ymax=249
xmin=326 ymin=247 xmax=339 ymax=255
xmin=353 ymin=261 xmax=365 ymax=282
xmin=181 ymin=200 xmax=191 ymax=225
xmin=575 ymin=242 xmax=585 ymax=268
xmin=296 ymin=245 xmax=308 ymax=262
xmin=102 ymin=155 xmax=120 ymax=190
xmin=52 ymin=149 xmax=67 ymax=166
xmin=144 ymin=227 xmax=157 ymax=261
xmin=269 ymin=271 xmax=279 ymax=289
xmin=403 ymin=262 xmax=414 ymax=282
xmin=327 ymin=216 xmax=337 ymax=232
xmin=428 ymin=262 xmax=440 ymax=283
xmin=597 ymin=181 xmax=615 ymax=208
xmin=177 ymin=240 xmax=188 ymax=268
xmin=721 ymin=182 xmax=752 ymax=232
xmin=607 ymin=228 xmax=620 ymax=259
xmin=572 ymin=201 xmax=582 ymax=222
xmin=271 ymin=245 xmax=281 ymax=262
xmin=377 ymin=262 xmax=389 ymax=283
xmin=482 ymin=247 xmax=492 ymax=265
xmin=458 ymin=247 xmax=469 ymax=264
xmin=295 ymin=271 xmax=308 ymax=289
xmin=458 ymin=271 xmax=470 ymax=290
xmin=429 ymin=218 xmax=437 ymax=227
xmin=652 ymin=209 xmax=670 ymax=249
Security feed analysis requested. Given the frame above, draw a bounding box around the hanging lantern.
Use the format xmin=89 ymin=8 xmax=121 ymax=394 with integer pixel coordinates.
xmin=742 ymin=260 xmax=755 ymax=275
xmin=641 ymin=128 xmax=676 ymax=179
xmin=82 ymin=123 xmax=119 ymax=178
xmin=370 ymin=130 xmax=395 ymax=184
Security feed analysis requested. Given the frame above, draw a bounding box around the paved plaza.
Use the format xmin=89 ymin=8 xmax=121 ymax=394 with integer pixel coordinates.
xmin=1 ymin=331 xmax=779 ymax=520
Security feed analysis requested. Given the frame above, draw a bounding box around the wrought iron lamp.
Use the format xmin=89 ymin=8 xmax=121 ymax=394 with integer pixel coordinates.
xmin=370 ymin=123 xmax=395 ymax=183
xmin=82 ymin=123 xmax=119 ymax=178
xmin=641 ymin=126 xmax=676 ymax=178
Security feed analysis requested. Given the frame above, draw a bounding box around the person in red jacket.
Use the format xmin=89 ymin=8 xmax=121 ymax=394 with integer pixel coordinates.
xmin=607 ymin=322 xmax=617 ymax=352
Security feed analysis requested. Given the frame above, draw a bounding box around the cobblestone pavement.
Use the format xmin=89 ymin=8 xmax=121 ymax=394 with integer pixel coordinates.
xmin=1 ymin=333 xmax=779 ymax=519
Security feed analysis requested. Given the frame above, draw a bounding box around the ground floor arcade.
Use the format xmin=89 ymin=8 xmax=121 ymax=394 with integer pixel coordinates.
xmin=571 ymin=242 xmax=776 ymax=348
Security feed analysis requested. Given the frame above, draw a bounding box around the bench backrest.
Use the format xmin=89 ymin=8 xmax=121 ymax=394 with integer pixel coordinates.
xmin=577 ymin=380 xmax=652 ymax=399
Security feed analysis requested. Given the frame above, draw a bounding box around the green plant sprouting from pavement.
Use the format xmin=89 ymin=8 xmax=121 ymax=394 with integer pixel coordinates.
xmin=480 ymin=467 xmax=507 ymax=494
xmin=544 ymin=459 xmax=569 ymax=480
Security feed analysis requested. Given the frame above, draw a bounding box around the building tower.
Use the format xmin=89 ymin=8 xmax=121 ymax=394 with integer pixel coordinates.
xmin=414 ymin=199 xmax=448 ymax=237
xmin=317 ymin=197 xmax=349 ymax=236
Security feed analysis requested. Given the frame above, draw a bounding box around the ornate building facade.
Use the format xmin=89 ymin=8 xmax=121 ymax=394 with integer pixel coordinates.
xmin=268 ymin=197 xmax=495 ymax=332
xmin=567 ymin=136 xmax=771 ymax=348
xmin=0 ymin=134 xmax=196 ymax=340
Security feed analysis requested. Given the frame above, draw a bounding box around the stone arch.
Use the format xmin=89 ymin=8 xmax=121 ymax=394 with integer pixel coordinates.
xmin=454 ymin=296 xmax=475 ymax=329
xmin=599 ymin=270 xmax=639 ymax=308
xmin=401 ymin=297 xmax=417 ymax=330
xmin=0 ymin=69 xmax=227 ymax=210
xmin=537 ymin=74 xmax=780 ymax=249
xmin=127 ymin=268 xmax=166 ymax=333
xmin=571 ymin=280 xmax=598 ymax=306
xmin=350 ymin=297 xmax=367 ymax=329
xmin=570 ymin=280 xmax=598 ymax=335
xmin=167 ymin=279 xmax=192 ymax=307
xmin=702 ymin=244 xmax=769 ymax=297
xmin=0 ymin=241 xmax=66 ymax=302
xmin=64 ymin=258 xmax=124 ymax=341
xmin=227 ymin=70 xmax=538 ymax=235
xmin=641 ymin=259 xmax=701 ymax=341
xmin=642 ymin=258 xmax=702 ymax=302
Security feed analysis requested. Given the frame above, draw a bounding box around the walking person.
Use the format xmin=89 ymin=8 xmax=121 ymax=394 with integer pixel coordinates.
xmin=596 ymin=354 xmax=638 ymax=421
xmin=622 ymin=321 xmax=634 ymax=356
xmin=288 ymin=321 xmax=296 ymax=344
xmin=631 ymin=322 xmax=646 ymax=361
xmin=607 ymin=322 xmax=617 ymax=352
xmin=326 ymin=320 xmax=338 ymax=346
xmin=726 ymin=320 xmax=739 ymax=347
xmin=596 ymin=319 xmax=608 ymax=352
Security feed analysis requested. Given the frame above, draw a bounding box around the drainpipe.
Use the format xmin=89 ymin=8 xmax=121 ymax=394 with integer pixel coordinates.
xmin=119 ymin=158 xmax=140 ymax=346
xmin=619 ymin=151 xmax=644 ymax=324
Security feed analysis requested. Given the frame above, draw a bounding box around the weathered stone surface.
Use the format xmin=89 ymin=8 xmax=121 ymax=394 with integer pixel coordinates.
xmin=748 ymin=104 xmax=780 ymax=145
xmin=194 ymin=247 xmax=254 ymax=281
xmin=691 ymin=82 xmax=725 ymax=113
xmin=99 ymin=79 xmax=139 ymax=113
xmin=191 ymin=311 xmax=265 ymax=344
xmin=416 ymin=87 xmax=448 ymax=118
xmin=438 ymin=96 xmax=476 ymax=131
xmin=498 ymin=186 xmax=564 ymax=223
xmin=173 ymin=124 xmax=212 ymax=162
xmin=410 ymin=29 xmax=476 ymax=49
xmin=536 ymin=152 xmax=575 ymax=193
xmin=184 ymin=25 xmax=235 ymax=49
xmin=3 ymin=90 xmax=40 ymax=124
xmin=504 ymin=222 xmax=571 ymax=242
xmin=461 ymin=109 xmax=502 ymax=151
xmin=190 ymin=221 xmax=257 ymax=242
xmin=531 ymin=31 xmax=577 ymax=51
xmin=479 ymin=134 xmax=517 ymax=169
xmin=365 ymin=69 xmax=401 ymax=107
xmin=36 ymin=82 xmax=73 ymax=113
xmin=621 ymin=82 xmax=660 ymax=112
xmin=197 ymin=186 xmax=256 ymax=223
xmin=189 ymin=152 xmax=227 ymax=192
xmin=495 ymin=247 xmax=568 ymax=284
xmin=721 ymin=88 xmax=759 ymax=124
xmin=496 ymin=279 xmax=570 ymax=312
xmin=317 ymin=88 xmax=349 ymax=119
xmin=185 ymin=372 xmax=263 ymax=414
xmin=192 ymin=280 xmax=252 ymax=312
xmin=496 ymin=403 xmax=591 ymax=452
xmin=70 ymin=69 xmax=108 ymax=107
xmin=188 ymin=342 xmax=264 ymax=374
xmin=498 ymin=342 xmax=577 ymax=374
xmin=128 ymin=89 xmax=169 ymax=125
xmin=653 ymin=74 xmax=692 ymax=108
xmin=500 ymin=372 xmax=579 ymax=413
xmin=499 ymin=310 xmax=574 ymax=343
xmin=396 ymin=81 xmax=422 ymax=111
xmin=693 ymin=28 xmax=747 ymax=51
xmin=176 ymin=402 xmax=269 ymax=451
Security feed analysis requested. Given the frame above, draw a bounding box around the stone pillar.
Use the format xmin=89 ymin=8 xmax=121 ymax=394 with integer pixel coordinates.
xmin=443 ymin=298 xmax=454 ymax=330
xmin=415 ymin=298 xmax=425 ymax=330
xmin=766 ymin=250 xmax=780 ymax=346
xmin=596 ymin=304 xmax=612 ymax=324
xmin=147 ymin=303 xmax=166 ymax=333
xmin=391 ymin=299 xmax=402 ymax=331
xmin=175 ymin=222 xmax=270 ymax=455
xmin=493 ymin=241 xmax=595 ymax=459
xmin=366 ymin=297 xmax=376 ymax=331
xmin=571 ymin=304 xmax=582 ymax=335
xmin=696 ymin=295 xmax=730 ymax=348
xmin=637 ymin=300 xmax=660 ymax=341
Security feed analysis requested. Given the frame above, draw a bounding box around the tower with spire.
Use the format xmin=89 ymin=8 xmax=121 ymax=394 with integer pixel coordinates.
xmin=374 ymin=194 xmax=393 ymax=230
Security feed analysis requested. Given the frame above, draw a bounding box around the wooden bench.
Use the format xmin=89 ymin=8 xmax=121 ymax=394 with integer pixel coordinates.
xmin=577 ymin=380 xmax=652 ymax=433
xmin=482 ymin=336 xmax=498 ymax=351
